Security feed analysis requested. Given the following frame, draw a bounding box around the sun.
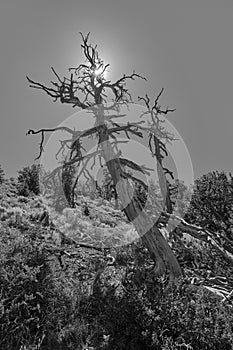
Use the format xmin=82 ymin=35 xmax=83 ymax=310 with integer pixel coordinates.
xmin=92 ymin=65 xmax=108 ymax=81
xmin=94 ymin=67 xmax=103 ymax=77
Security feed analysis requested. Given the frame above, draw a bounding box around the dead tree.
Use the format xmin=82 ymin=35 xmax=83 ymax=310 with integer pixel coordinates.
xmin=138 ymin=91 xmax=176 ymax=214
xmin=26 ymin=32 xmax=182 ymax=281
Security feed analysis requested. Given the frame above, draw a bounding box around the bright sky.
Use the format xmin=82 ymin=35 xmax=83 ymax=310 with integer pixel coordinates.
xmin=0 ymin=0 xmax=233 ymax=186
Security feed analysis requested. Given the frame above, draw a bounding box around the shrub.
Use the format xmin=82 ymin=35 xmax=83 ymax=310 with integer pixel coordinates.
xmin=0 ymin=221 xmax=102 ymax=350
xmin=0 ymin=164 xmax=5 ymax=184
xmin=0 ymin=226 xmax=50 ymax=349
xmin=74 ymin=243 xmax=233 ymax=350
xmin=17 ymin=164 xmax=41 ymax=197
xmin=185 ymin=171 xmax=233 ymax=240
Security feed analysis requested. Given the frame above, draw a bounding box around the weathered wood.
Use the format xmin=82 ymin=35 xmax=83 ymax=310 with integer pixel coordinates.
xmin=97 ymin=123 xmax=182 ymax=280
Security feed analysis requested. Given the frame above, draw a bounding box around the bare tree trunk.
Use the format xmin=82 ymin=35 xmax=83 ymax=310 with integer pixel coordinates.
xmin=153 ymin=135 xmax=173 ymax=214
xmin=98 ymin=125 xmax=182 ymax=280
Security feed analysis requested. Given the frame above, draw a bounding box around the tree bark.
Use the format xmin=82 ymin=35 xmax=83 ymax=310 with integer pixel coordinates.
xmin=153 ymin=135 xmax=173 ymax=214
xmin=98 ymin=124 xmax=182 ymax=280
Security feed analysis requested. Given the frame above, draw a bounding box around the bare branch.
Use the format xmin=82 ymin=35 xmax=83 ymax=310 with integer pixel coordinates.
xmin=120 ymin=158 xmax=153 ymax=176
xmin=163 ymin=167 xmax=174 ymax=179
xmin=27 ymin=126 xmax=75 ymax=136
xmin=102 ymin=72 xmax=146 ymax=103
xmin=27 ymin=75 xmax=90 ymax=109
xmin=51 ymin=67 xmax=63 ymax=84
xmin=63 ymin=149 xmax=100 ymax=167
xmin=154 ymin=87 xmax=164 ymax=105
xmin=108 ymin=122 xmax=144 ymax=138
xmin=56 ymin=139 xmax=72 ymax=160
xmin=157 ymin=212 xmax=233 ymax=261
xmin=122 ymin=171 xmax=149 ymax=191
xmin=26 ymin=127 xmax=75 ymax=159
xmin=114 ymin=71 xmax=147 ymax=86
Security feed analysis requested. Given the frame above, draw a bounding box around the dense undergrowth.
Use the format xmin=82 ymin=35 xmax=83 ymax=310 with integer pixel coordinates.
xmin=1 ymin=173 xmax=233 ymax=350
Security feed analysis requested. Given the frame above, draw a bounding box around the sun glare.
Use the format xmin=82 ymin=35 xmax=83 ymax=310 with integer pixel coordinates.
xmin=92 ymin=65 xmax=109 ymax=80
xmin=94 ymin=67 xmax=103 ymax=76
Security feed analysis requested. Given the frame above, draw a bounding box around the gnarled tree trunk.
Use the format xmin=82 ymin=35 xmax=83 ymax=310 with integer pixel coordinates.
xmin=98 ymin=124 xmax=182 ymax=280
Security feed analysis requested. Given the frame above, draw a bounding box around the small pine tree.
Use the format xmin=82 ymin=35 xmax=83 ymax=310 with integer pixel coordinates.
xmin=17 ymin=164 xmax=41 ymax=196
xmin=185 ymin=171 xmax=233 ymax=239
xmin=0 ymin=165 xmax=5 ymax=184
xmin=62 ymin=164 xmax=76 ymax=207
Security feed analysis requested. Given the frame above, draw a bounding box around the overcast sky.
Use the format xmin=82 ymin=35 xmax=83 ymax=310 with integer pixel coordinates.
xmin=0 ymin=0 xmax=233 ymax=185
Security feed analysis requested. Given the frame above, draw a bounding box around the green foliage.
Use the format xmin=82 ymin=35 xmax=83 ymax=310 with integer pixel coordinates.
xmin=17 ymin=164 xmax=41 ymax=197
xmin=185 ymin=171 xmax=233 ymax=240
